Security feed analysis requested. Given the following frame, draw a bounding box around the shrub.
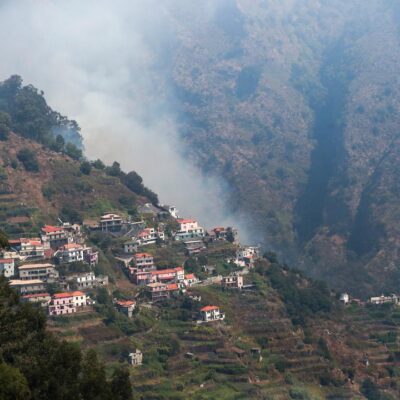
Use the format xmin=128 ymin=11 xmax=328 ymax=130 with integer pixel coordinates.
xmin=80 ymin=161 xmax=92 ymax=175
xmin=92 ymin=159 xmax=105 ymax=170
xmin=16 ymin=148 xmax=39 ymax=172
xmin=42 ymin=184 xmax=56 ymax=200
xmin=64 ymin=142 xmax=82 ymax=160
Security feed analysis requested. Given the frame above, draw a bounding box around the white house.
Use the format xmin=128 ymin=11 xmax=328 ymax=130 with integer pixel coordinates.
xmin=129 ymin=349 xmax=143 ymax=366
xmin=69 ymin=272 xmax=97 ymax=289
xmin=0 ymin=258 xmax=14 ymax=277
xmin=132 ymin=228 xmax=165 ymax=246
xmin=340 ymin=293 xmax=349 ymax=304
xmin=12 ymin=238 xmax=45 ymax=259
xmin=174 ymin=219 xmax=205 ymax=241
xmin=370 ymin=294 xmax=399 ymax=305
xmin=200 ymin=305 xmax=225 ymax=322
xmin=55 ymin=243 xmax=84 ymax=263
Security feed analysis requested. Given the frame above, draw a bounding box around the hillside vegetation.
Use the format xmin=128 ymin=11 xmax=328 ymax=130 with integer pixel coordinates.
xmin=1 ymin=78 xmax=400 ymax=399
xmin=161 ymin=0 xmax=400 ymax=295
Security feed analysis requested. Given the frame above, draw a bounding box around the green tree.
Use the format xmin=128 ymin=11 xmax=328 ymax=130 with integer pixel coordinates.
xmin=110 ymin=367 xmax=133 ymax=400
xmin=361 ymin=378 xmax=381 ymax=400
xmin=0 ymin=230 xmax=9 ymax=249
xmin=50 ymin=134 xmax=65 ymax=152
xmin=80 ymin=350 xmax=112 ymax=400
xmin=64 ymin=142 xmax=82 ymax=160
xmin=0 ymin=363 xmax=31 ymax=400
xmin=80 ymin=161 xmax=92 ymax=175
xmin=0 ymin=111 xmax=11 ymax=141
xmin=16 ymin=148 xmax=39 ymax=172
xmin=106 ymin=161 xmax=122 ymax=177
xmin=92 ymin=159 xmax=105 ymax=170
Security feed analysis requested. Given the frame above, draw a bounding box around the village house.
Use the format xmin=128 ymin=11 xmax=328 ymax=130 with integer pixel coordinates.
xmin=184 ymin=239 xmax=206 ymax=255
xmin=340 ymin=293 xmax=350 ymax=304
xmin=54 ymin=243 xmax=84 ymax=263
xmin=150 ymin=266 xmax=184 ymax=283
xmin=370 ymin=294 xmax=399 ymax=305
xmin=9 ymin=279 xmax=47 ymax=295
xmin=10 ymin=238 xmax=45 ymax=259
xmin=131 ymin=228 xmax=165 ymax=246
xmin=129 ymin=349 xmax=143 ymax=366
xmin=69 ymin=272 xmax=96 ymax=289
xmin=0 ymin=258 xmax=15 ymax=277
xmin=115 ymin=299 xmax=136 ymax=318
xmin=184 ymin=273 xmax=199 ymax=287
xmin=234 ymin=246 xmax=260 ymax=268
xmin=133 ymin=253 xmax=154 ymax=269
xmin=54 ymin=244 xmax=98 ymax=265
xmin=48 ymin=291 xmax=87 ymax=316
xmin=100 ymin=213 xmax=123 ymax=232
xmin=124 ymin=240 xmax=137 ymax=254
xmin=17 ymin=263 xmax=59 ymax=281
xmin=48 ymin=292 xmax=75 ymax=316
xmin=21 ymin=292 xmax=51 ymax=306
xmin=130 ymin=268 xmax=154 ymax=285
xmin=174 ymin=219 xmax=205 ymax=241
xmin=199 ymin=305 xmax=225 ymax=322
xmin=221 ymin=273 xmax=243 ymax=289
xmin=41 ymin=225 xmax=69 ymax=248
xmin=209 ymin=227 xmax=238 ymax=243
xmin=146 ymin=282 xmax=180 ymax=301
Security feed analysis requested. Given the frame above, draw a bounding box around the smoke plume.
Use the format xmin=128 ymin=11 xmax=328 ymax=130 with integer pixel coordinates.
xmin=0 ymin=0 xmax=253 ymax=242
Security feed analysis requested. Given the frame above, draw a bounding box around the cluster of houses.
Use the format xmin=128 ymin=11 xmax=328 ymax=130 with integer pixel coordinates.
xmin=0 ymin=221 xmax=109 ymax=316
xmin=2 ymin=223 xmax=98 ymax=266
xmin=340 ymin=292 xmax=400 ymax=306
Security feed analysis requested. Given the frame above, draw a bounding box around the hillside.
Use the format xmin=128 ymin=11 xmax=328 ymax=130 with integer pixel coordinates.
xmin=1 ymin=86 xmax=400 ymax=399
xmin=154 ymin=0 xmax=400 ymax=295
xmin=0 ymin=132 xmax=153 ymax=237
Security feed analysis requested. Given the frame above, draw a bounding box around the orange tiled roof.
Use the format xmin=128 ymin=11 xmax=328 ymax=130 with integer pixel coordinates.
xmin=200 ymin=305 xmax=219 ymax=312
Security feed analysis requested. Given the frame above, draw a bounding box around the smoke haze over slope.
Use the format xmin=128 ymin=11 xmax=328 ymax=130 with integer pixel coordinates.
xmin=0 ymin=0 xmax=253 ymax=239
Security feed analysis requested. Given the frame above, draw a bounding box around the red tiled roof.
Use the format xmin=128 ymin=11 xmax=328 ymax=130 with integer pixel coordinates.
xmin=8 ymin=239 xmax=21 ymax=245
xmin=0 ymin=258 xmax=13 ymax=263
xmin=42 ymin=225 xmax=63 ymax=233
xmin=134 ymin=253 xmax=153 ymax=259
xmin=71 ymin=291 xmax=85 ymax=296
xmin=60 ymin=243 xmax=83 ymax=250
xmin=151 ymin=267 xmax=183 ymax=276
xmin=166 ymin=283 xmax=179 ymax=291
xmin=200 ymin=305 xmax=219 ymax=312
xmin=53 ymin=292 xmax=74 ymax=299
xmin=20 ymin=238 xmax=42 ymax=246
xmin=185 ymin=273 xmax=196 ymax=280
xmin=53 ymin=291 xmax=84 ymax=299
xmin=177 ymin=218 xmax=196 ymax=224
xmin=116 ymin=300 xmax=135 ymax=307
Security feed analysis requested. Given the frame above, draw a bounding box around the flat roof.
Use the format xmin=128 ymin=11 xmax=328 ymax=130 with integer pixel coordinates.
xmin=10 ymin=279 xmax=45 ymax=285
xmin=18 ymin=263 xmax=54 ymax=270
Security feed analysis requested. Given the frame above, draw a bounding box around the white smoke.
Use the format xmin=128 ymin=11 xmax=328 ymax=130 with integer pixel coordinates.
xmin=0 ymin=0 xmax=253 ymax=241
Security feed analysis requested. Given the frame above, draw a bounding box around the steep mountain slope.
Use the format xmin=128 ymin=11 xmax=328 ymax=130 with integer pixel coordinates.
xmin=0 ymin=132 xmax=151 ymax=236
xmin=159 ymin=0 xmax=400 ymax=294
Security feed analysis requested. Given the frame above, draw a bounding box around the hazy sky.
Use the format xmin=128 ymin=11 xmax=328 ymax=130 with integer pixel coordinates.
xmin=0 ymin=0 xmax=253 ymax=240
